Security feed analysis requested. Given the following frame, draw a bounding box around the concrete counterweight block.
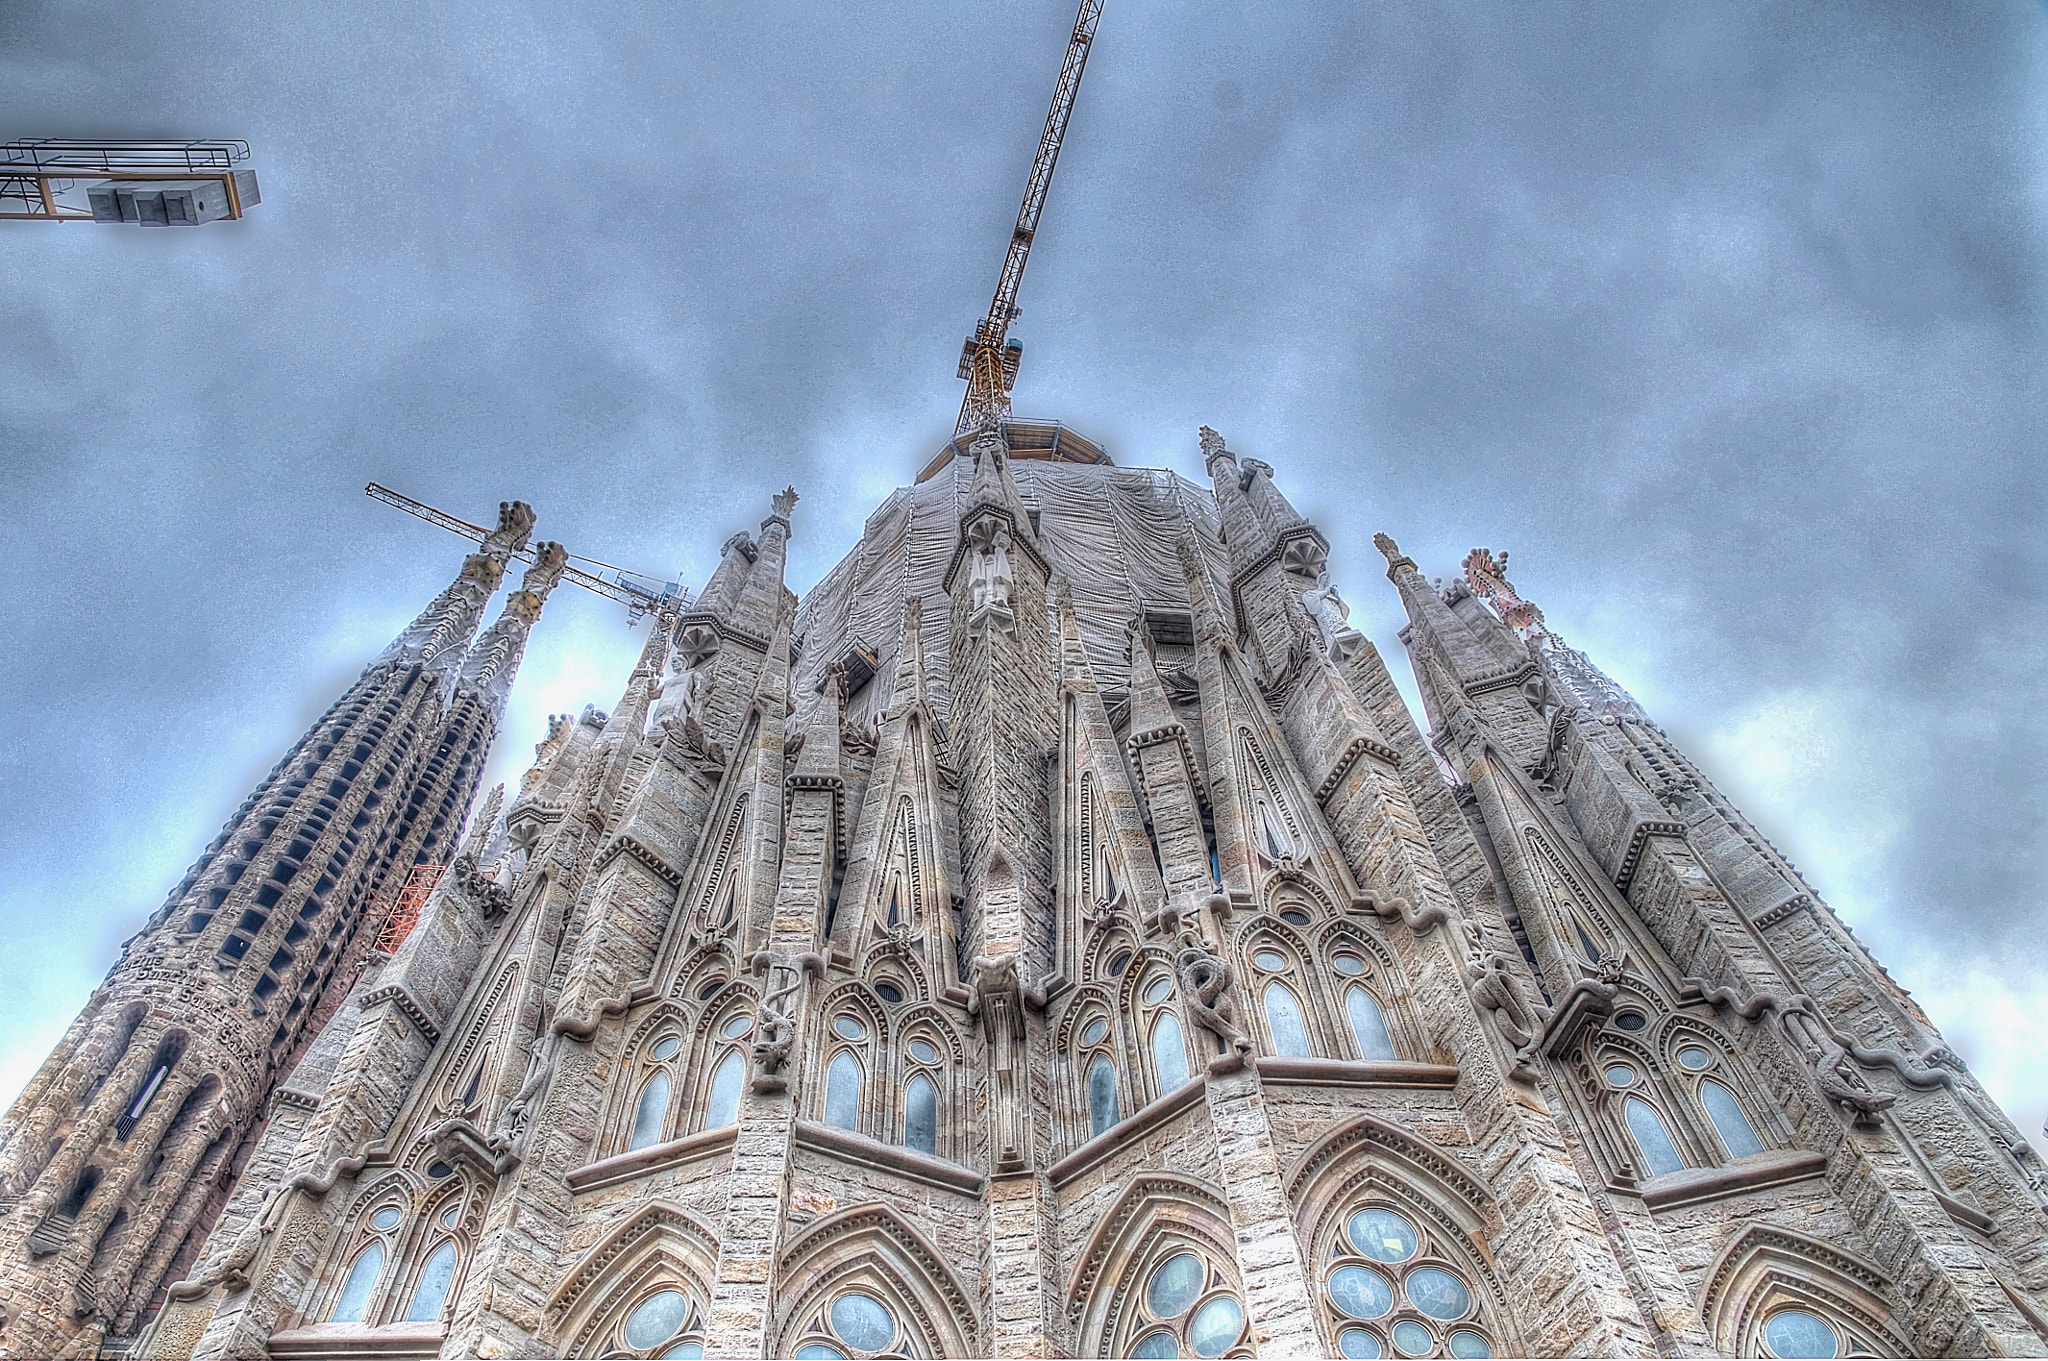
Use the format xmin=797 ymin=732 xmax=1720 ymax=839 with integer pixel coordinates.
xmin=87 ymin=175 xmax=252 ymax=224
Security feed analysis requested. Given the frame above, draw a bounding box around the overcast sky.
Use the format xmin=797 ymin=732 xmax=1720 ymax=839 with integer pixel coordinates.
xmin=2 ymin=0 xmax=2043 ymax=1154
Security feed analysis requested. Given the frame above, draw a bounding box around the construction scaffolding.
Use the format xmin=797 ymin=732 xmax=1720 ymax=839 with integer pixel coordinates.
xmin=1 ymin=139 xmax=259 ymax=224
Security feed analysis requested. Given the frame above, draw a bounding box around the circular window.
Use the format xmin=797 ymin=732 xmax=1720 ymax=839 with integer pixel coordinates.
xmin=650 ymin=1036 xmax=682 ymax=1061
xmin=1080 ymin=1017 xmax=1110 ymax=1047
xmin=1144 ymin=976 xmax=1174 ymax=1005
xmin=1604 ymin=1064 xmax=1637 ymax=1088
xmin=697 ymin=979 xmax=725 ymax=1000
xmin=1146 ymin=1253 xmax=1206 ymax=1319
xmin=1186 ymin=1296 xmax=1243 ymax=1357
xmin=908 ymin=1038 xmax=940 ymax=1063
xmin=370 ymin=1206 xmax=402 ymax=1231
xmin=1329 ymin=1265 xmax=1395 ymax=1320
xmin=1332 ymin=954 xmax=1365 ymax=976
xmin=623 ymin=1290 xmax=690 ymax=1350
xmin=1677 ymin=1046 xmax=1714 ymax=1071
xmin=1614 ymin=1011 xmax=1648 ymax=1031
xmin=1448 ymin=1329 xmax=1493 ymax=1358
xmin=1337 ymin=1326 xmax=1384 ymax=1358
xmin=1279 ymin=908 xmax=1312 ymax=926
xmin=828 ymin=1292 xmax=894 ymax=1352
xmin=1110 ymin=951 xmax=1133 ymax=977
xmin=425 ymin=1161 xmax=453 ymax=1179
xmin=875 ymin=981 xmax=903 ymax=1004
xmin=1391 ymin=1320 xmax=1435 ymax=1356
xmin=1405 ymin=1267 xmax=1472 ymax=1321
xmin=1130 ymin=1330 xmax=1178 ymax=1358
xmin=439 ymin=1202 xmax=461 ymax=1228
xmin=721 ymin=1016 xmax=752 ymax=1041
xmin=792 ymin=1346 xmax=845 ymax=1361
xmin=660 ymin=1344 xmax=704 ymax=1360
xmin=832 ymin=1016 xmax=867 ymax=1041
xmin=1253 ymin=950 xmax=1288 ymax=971
xmin=1347 ymin=1208 xmax=1419 ymax=1263
xmin=1764 ymin=1309 xmax=1840 ymax=1358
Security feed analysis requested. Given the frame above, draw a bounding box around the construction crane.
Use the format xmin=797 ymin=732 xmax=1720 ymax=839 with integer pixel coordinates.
xmin=1 ymin=140 xmax=259 ymax=224
xmin=366 ymin=483 xmax=690 ymax=627
xmin=954 ymin=0 xmax=1106 ymax=436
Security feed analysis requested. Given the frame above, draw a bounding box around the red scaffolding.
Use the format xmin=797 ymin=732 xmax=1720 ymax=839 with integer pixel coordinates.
xmin=372 ymin=864 xmax=445 ymax=953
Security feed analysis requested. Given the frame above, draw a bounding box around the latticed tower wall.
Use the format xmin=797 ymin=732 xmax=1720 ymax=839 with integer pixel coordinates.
xmin=0 ymin=507 xmax=548 ymax=1359
xmin=107 ymin=436 xmax=2048 ymax=1361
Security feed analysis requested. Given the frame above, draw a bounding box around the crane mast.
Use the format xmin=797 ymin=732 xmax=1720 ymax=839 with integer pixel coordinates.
xmin=955 ymin=0 xmax=1106 ymax=435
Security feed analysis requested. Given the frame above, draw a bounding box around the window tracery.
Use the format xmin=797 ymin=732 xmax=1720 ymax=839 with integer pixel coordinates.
xmin=1568 ymin=1002 xmax=1787 ymax=1188
xmin=321 ymin=1177 xmax=473 ymax=1329
xmin=1319 ymin=1203 xmax=1498 ymax=1359
xmin=1118 ymin=1244 xmax=1249 ymax=1359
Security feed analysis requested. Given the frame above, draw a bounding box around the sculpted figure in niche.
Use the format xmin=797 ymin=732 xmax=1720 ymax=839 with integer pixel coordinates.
xmin=966 ymin=519 xmax=1017 ymax=637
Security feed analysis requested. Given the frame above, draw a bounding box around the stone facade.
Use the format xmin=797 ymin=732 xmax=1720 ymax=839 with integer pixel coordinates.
xmin=5 ymin=426 xmax=2047 ymax=1359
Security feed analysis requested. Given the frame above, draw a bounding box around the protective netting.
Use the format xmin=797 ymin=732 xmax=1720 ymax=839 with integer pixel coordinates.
xmin=792 ymin=458 xmax=1234 ymax=725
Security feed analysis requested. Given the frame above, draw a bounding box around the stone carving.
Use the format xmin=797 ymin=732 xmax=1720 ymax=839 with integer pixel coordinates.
xmin=968 ymin=951 xmax=1045 ymax=1169
xmin=1167 ymin=894 xmax=1251 ymax=1072
xmin=723 ymin=530 xmax=759 ymax=565
xmin=1257 ymin=629 xmax=1313 ymax=707
xmin=1461 ymin=920 xmax=1551 ymax=1081
xmin=1301 ymin=571 xmax=1365 ymax=662
xmin=748 ymin=949 xmax=824 ymax=1094
xmin=1685 ymin=979 xmax=1901 ymax=1127
xmin=1197 ymin=424 xmax=1230 ymax=467
xmin=1236 ymin=456 xmax=1274 ymax=494
xmin=965 ymin=519 xmax=1017 ymax=637
xmin=448 ymin=852 xmax=512 ymax=921
xmin=521 ymin=713 xmax=574 ymax=795
xmin=646 ymin=633 xmax=725 ymax=773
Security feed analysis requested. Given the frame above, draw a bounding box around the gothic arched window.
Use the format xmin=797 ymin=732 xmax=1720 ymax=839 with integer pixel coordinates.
xmin=1320 ymin=1202 xmax=1499 ymax=1359
xmin=1134 ymin=968 xmax=1191 ymax=1099
xmin=703 ymin=1050 xmax=744 ymax=1131
xmin=1087 ymin=1054 xmax=1120 ymax=1137
xmin=823 ymin=1039 xmax=864 ymax=1133
xmin=1577 ymin=1008 xmax=1784 ymax=1189
xmin=1261 ymin=980 xmax=1313 ymax=1058
xmin=403 ymin=1240 xmax=459 ymax=1322
xmin=1344 ymin=987 xmax=1397 ymax=1062
xmin=1124 ymin=1250 xmax=1247 ymax=1358
xmin=623 ymin=1028 xmax=686 ymax=1152
xmin=330 ymin=1240 xmax=385 ymax=1323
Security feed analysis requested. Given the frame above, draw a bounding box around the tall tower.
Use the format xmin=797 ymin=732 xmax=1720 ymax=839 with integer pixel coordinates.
xmin=0 ymin=503 xmax=566 ymax=1359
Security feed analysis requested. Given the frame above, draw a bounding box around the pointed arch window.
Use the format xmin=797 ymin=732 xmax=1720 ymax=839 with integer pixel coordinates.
xmin=1623 ymin=1096 xmax=1685 ymax=1178
xmin=1151 ymin=1012 xmax=1190 ymax=1092
xmin=1087 ymin=1053 xmax=1120 ymax=1136
xmin=1317 ymin=1201 xmax=1500 ymax=1359
xmin=1699 ymin=1077 xmax=1765 ymax=1159
xmin=703 ymin=1050 xmax=744 ymax=1131
xmin=1344 ymin=986 xmax=1397 ymax=1062
xmin=629 ymin=1071 xmax=673 ymax=1152
xmin=615 ymin=1288 xmax=706 ymax=1359
xmin=1261 ymin=981 xmax=1312 ymax=1058
xmin=823 ymin=1051 xmax=862 ymax=1131
xmin=404 ymin=1240 xmax=460 ymax=1322
xmin=903 ymin=1073 xmax=938 ymax=1155
xmin=331 ymin=1241 xmax=385 ymax=1323
xmin=620 ymin=1026 xmax=688 ymax=1153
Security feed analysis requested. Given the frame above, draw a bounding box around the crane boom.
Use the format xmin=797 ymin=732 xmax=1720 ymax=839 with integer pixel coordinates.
xmin=956 ymin=0 xmax=1106 ymax=435
xmin=366 ymin=482 xmax=689 ymax=624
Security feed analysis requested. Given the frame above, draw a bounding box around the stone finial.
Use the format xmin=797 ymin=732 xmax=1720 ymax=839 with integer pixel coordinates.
xmin=764 ymin=486 xmax=800 ymax=533
xmin=1198 ymin=425 xmax=1230 ymax=467
xmin=1372 ymin=532 xmax=1401 ymax=562
xmin=505 ymin=542 xmax=569 ymax=623
xmin=1176 ymin=538 xmax=1226 ymax=640
xmin=460 ymin=500 xmax=539 ymax=589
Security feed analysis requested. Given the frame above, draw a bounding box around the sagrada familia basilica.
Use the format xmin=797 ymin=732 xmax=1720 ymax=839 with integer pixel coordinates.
xmin=1 ymin=415 xmax=2046 ymax=1360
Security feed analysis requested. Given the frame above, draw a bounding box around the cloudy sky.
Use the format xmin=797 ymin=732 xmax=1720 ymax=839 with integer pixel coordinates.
xmin=2 ymin=0 xmax=2043 ymax=1155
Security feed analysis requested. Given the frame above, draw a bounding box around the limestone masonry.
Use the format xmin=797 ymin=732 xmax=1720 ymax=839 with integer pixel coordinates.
xmin=2 ymin=424 xmax=2044 ymax=1359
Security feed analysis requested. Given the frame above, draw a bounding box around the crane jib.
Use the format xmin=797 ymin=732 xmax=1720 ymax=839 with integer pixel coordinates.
xmin=954 ymin=0 xmax=1107 ymax=435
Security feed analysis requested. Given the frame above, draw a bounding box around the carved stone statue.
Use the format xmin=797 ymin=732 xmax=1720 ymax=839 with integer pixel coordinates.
xmin=1173 ymin=894 xmax=1252 ymax=1071
xmin=965 ymin=519 xmax=1016 ymax=637
xmin=1301 ymin=571 xmax=1365 ymax=662
xmin=749 ymin=949 xmax=823 ymax=1094
xmin=1461 ymin=920 xmax=1551 ymax=1078
xmin=644 ymin=638 xmax=711 ymax=742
